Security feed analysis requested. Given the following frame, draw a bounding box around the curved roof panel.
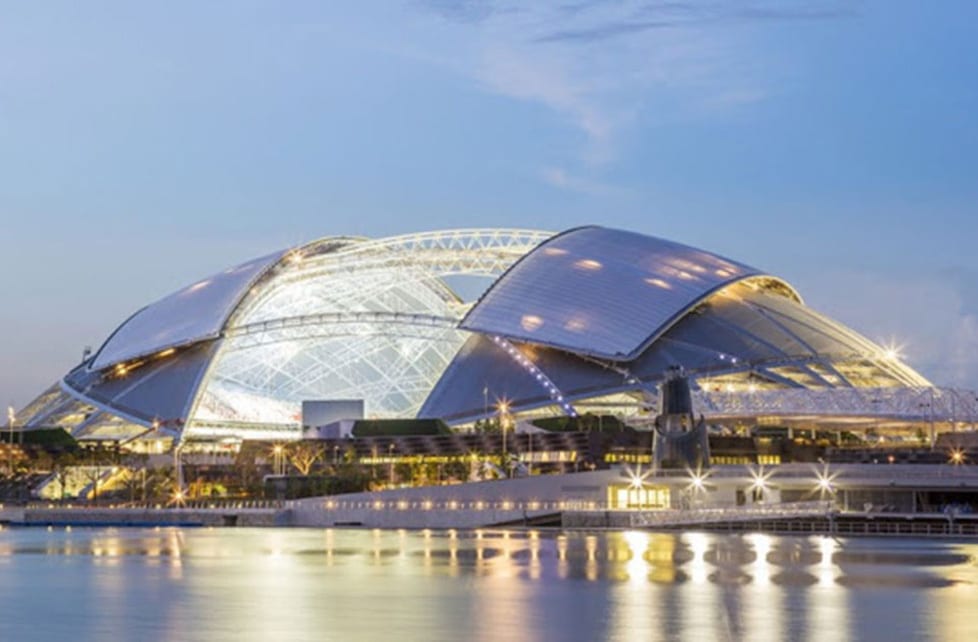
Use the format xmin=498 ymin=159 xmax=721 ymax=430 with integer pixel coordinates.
xmin=91 ymin=251 xmax=285 ymax=370
xmin=419 ymin=335 xmax=632 ymax=423
xmin=72 ymin=341 xmax=219 ymax=424
xmin=460 ymin=226 xmax=765 ymax=361
xmin=418 ymin=335 xmax=553 ymax=422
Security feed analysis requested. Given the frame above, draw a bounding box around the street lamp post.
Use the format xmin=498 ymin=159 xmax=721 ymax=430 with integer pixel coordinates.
xmin=173 ymin=442 xmax=186 ymax=501
xmin=483 ymin=385 xmax=489 ymax=424
xmin=6 ymin=406 xmax=14 ymax=476
xmin=273 ymin=444 xmax=285 ymax=476
xmin=388 ymin=443 xmax=395 ymax=486
xmin=496 ymin=399 xmax=511 ymax=478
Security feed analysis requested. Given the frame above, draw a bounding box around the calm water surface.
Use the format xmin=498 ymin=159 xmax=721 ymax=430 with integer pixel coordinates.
xmin=0 ymin=527 xmax=976 ymax=641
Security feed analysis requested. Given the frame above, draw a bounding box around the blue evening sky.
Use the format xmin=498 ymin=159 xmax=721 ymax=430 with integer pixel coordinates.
xmin=1 ymin=1 xmax=977 ymax=408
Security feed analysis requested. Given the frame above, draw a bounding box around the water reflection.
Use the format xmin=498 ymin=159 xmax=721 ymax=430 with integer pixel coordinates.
xmin=0 ymin=527 xmax=975 ymax=641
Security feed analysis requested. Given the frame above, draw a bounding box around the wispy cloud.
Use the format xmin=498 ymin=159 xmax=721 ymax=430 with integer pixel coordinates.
xmin=538 ymin=2 xmax=854 ymax=43
xmin=412 ymin=1 xmax=850 ymax=187
xmin=420 ymin=0 xmax=513 ymax=24
xmin=540 ymin=166 xmax=626 ymax=196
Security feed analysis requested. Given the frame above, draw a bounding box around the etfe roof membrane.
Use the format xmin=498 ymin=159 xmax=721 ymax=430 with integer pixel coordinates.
xmin=460 ymin=226 xmax=761 ymax=361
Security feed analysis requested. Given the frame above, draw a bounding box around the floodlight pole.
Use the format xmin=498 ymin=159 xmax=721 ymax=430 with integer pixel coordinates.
xmin=173 ymin=442 xmax=185 ymax=497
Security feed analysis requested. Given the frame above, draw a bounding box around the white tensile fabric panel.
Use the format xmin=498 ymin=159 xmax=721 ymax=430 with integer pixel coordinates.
xmin=91 ymin=251 xmax=285 ymax=370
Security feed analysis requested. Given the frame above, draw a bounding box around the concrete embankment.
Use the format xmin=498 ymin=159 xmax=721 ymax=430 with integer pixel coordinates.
xmin=4 ymin=506 xmax=286 ymax=527
xmin=289 ymin=470 xmax=618 ymax=528
xmin=563 ymin=508 xmax=978 ymax=537
xmin=0 ymin=471 xmax=617 ymax=530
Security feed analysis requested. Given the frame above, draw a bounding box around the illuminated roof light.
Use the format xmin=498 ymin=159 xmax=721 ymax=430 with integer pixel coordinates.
xmin=564 ymin=317 xmax=587 ymax=332
xmin=677 ymin=271 xmax=694 ymax=280
xmin=187 ymin=280 xmax=211 ymax=293
xmin=574 ymin=259 xmax=603 ymax=271
xmin=157 ymin=348 xmax=176 ymax=358
xmin=543 ymin=247 xmax=569 ymax=256
xmin=644 ymin=278 xmax=672 ymax=290
xmin=715 ymin=269 xmax=731 ymax=278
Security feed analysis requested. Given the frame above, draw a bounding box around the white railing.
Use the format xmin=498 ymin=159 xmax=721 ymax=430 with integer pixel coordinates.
xmin=630 ymin=501 xmax=835 ymax=527
xmin=695 ymin=386 xmax=978 ymax=423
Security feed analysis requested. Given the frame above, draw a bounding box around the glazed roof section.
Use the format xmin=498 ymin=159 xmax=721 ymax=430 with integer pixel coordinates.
xmin=91 ymin=251 xmax=285 ymax=370
xmin=460 ymin=226 xmax=764 ymax=361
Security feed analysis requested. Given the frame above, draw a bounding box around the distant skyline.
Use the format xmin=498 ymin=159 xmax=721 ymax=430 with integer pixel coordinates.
xmin=2 ymin=1 xmax=977 ymax=409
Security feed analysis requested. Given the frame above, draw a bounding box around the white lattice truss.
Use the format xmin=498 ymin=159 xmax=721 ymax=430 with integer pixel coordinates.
xmin=183 ymin=229 xmax=553 ymax=438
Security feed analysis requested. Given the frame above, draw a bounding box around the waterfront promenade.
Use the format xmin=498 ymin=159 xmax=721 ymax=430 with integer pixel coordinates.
xmin=3 ymin=464 xmax=978 ymax=535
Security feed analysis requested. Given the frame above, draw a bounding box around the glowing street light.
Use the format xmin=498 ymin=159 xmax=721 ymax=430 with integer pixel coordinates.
xmin=685 ymin=466 xmax=711 ymax=496
xmin=880 ymin=340 xmax=905 ymax=362
xmin=813 ymin=463 xmax=838 ymax=500
xmin=626 ymin=463 xmax=652 ymax=490
xmin=747 ymin=464 xmax=772 ymax=502
xmin=949 ymin=448 xmax=966 ymax=465
xmin=272 ymin=443 xmax=286 ymax=476
xmin=496 ymin=397 xmax=512 ymax=478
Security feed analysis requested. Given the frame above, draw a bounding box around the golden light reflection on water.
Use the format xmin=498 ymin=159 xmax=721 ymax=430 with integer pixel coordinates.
xmin=743 ymin=533 xmax=782 ymax=642
xmin=0 ymin=527 xmax=976 ymax=640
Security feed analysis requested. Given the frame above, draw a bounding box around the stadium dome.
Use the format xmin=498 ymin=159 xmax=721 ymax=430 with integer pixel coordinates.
xmin=17 ymin=226 xmax=930 ymax=444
